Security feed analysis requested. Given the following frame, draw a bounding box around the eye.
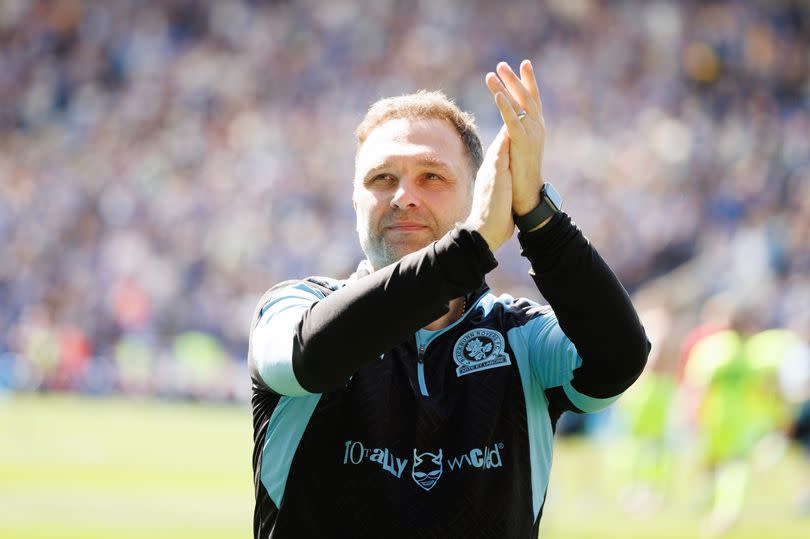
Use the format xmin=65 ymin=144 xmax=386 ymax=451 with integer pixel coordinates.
xmin=366 ymin=173 xmax=396 ymax=186
xmin=424 ymin=173 xmax=443 ymax=181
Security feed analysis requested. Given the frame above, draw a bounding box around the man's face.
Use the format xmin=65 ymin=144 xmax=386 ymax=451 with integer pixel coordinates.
xmin=353 ymin=117 xmax=474 ymax=270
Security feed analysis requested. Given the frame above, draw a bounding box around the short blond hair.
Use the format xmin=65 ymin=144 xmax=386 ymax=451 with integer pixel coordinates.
xmin=355 ymin=90 xmax=483 ymax=177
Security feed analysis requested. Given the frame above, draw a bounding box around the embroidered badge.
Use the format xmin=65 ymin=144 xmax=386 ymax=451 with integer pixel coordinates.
xmin=453 ymin=328 xmax=511 ymax=377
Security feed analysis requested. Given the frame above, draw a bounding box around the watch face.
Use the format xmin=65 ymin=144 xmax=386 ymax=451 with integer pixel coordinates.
xmin=544 ymin=182 xmax=563 ymax=211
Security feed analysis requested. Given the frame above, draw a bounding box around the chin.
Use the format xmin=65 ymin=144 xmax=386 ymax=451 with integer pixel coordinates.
xmin=363 ymin=229 xmax=439 ymax=269
xmin=393 ymin=237 xmax=433 ymax=256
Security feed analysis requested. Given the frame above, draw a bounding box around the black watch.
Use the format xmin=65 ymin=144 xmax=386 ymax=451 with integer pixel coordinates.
xmin=514 ymin=182 xmax=563 ymax=233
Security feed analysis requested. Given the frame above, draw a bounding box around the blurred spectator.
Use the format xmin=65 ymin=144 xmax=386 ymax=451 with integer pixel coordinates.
xmin=617 ymin=307 xmax=677 ymax=517
xmin=0 ymin=0 xmax=807 ymax=401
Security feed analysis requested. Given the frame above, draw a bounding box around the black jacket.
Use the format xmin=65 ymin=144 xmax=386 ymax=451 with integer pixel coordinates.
xmin=248 ymin=213 xmax=649 ymax=538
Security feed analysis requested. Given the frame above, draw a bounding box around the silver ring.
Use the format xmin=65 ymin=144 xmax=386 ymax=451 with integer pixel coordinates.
xmin=516 ymin=110 xmax=527 ymax=120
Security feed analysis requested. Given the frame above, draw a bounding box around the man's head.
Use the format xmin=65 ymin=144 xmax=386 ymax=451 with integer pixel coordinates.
xmin=353 ymin=91 xmax=483 ymax=270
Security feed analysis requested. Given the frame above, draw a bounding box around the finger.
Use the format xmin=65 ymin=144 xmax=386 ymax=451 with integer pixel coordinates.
xmin=494 ymin=91 xmax=525 ymax=137
xmin=496 ymin=61 xmax=539 ymax=119
xmin=520 ymin=60 xmax=543 ymax=117
xmin=485 ymin=72 xmax=521 ymax=114
xmin=497 ymin=61 xmax=538 ymax=118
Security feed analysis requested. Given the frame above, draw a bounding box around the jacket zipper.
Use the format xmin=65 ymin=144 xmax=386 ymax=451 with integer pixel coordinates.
xmin=417 ymin=344 xmax=429 ymax=397
xmin=413 ymin=292 xmax=483 ymax=398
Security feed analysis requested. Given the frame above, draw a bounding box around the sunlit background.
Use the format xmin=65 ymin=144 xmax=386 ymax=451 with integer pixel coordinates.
xmin=1 ymin=0 xmax=808 ymax=537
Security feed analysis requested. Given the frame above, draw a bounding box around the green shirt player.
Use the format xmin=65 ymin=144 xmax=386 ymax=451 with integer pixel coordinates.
xmin=684 ymin=323 xmax=797 ymax=534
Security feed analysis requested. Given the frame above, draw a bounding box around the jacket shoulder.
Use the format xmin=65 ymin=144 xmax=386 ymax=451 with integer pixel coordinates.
xmin=251 ymin=276 xmax=343 ymax=328
xmin=263 ymin=276 xmax=342 ymax=302
xmin=470 ymin=292 xmax=555 ymax=332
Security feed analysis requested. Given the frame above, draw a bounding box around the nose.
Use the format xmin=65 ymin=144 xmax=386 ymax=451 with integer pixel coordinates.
xmin=390 ymin=180 xmax=418 ymax=209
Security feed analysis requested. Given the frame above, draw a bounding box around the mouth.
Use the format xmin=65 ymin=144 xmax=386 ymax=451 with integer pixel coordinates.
xmin=385 ymin=223 xmax=429 ymax=232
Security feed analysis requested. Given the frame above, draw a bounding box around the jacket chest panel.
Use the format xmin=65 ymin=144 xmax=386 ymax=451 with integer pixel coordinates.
xmin=331 ymin=333 xmax=528 ymax=448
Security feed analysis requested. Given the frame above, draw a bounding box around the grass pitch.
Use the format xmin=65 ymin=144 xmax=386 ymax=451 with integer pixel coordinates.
xmin=0 ymin=393 xmax=253 ymax=539
xmin=1 ymin=393 xmax=808 ymax=538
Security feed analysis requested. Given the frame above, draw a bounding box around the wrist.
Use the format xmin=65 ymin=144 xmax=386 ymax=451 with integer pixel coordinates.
xmin=513 ymin=182 xmax=563 ymax=233
xmin=513 ymin=191 xmax=542 ymax=217
xmin=463 ymin=217 xmax=493 ymax=251
xmin=526 ymin=214 xmax=554 ymax=232
xmin=474 ymin=223 xmax=499 ymax=252
xmin=451 ymin=223 xmax=499 ymax=275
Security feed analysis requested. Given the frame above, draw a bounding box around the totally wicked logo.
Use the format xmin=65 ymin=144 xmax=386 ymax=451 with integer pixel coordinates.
xmin=412 ymin=449 xmax=443 ymax=491
xmin=343 ymin=440 xmax=408 ymax=479
xmin=446 ymin=443 xmax=504 ymax=470
xmin=342 ymin=440 xmax=504 ymax=490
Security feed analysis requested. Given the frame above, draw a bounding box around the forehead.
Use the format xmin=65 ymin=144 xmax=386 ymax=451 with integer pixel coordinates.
xmin=356 ymin=117 xmax=468 ymax=175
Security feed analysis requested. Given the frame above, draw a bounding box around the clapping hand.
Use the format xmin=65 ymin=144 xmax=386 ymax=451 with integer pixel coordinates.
xmin=485 ymin=60 xmax=546 ymax=217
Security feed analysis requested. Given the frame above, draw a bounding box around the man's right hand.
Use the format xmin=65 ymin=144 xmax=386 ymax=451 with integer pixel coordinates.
xmin=464 ymin=124 xmax=515 ymax=252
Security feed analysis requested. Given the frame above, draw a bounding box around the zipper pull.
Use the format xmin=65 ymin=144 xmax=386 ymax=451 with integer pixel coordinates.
xmin=416 ymin=344 xmax=429 ymax=397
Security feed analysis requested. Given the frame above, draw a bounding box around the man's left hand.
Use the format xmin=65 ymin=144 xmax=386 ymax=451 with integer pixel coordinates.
xmin=485 ymin=60 xmax=546 ymax=217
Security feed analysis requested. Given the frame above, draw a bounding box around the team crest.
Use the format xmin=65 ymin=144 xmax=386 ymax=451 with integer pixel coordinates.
xmin=453 ymin=328 xmax=511 ymax=377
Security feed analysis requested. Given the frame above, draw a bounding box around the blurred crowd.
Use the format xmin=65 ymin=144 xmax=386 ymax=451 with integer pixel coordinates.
xmin=0 ymin=0 xmax=808 ymax=403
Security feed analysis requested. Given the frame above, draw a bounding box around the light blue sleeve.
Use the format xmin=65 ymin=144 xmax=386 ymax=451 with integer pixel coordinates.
xmin=513 ymin=311 xmax=620 ymax=413
xmin=250 ymin=283 xmax=325 ymax=396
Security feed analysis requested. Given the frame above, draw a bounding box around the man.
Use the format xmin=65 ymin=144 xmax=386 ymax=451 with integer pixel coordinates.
xmin=685 ymin=320 xmax=800 ymax=534
xmin=248 ymin=60 xmax=649 ymax=538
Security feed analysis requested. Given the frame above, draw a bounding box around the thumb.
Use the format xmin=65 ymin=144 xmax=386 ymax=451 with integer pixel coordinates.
xmin=493 ymin=127 xmax=511 ymax=169
xmin=484 ymin=125 xmax=509 ymax=158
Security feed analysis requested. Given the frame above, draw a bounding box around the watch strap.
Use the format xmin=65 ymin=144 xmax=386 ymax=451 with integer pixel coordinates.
xmin=514 ymin=183 xmax=561 ymax=233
